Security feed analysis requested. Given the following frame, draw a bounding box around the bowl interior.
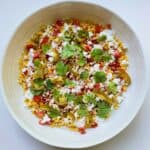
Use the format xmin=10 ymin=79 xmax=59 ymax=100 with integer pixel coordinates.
xmin=1 ymin=1 xmax=146 ymax=148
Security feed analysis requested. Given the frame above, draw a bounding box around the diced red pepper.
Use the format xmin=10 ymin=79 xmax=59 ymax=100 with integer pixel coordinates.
xmin=91 ymin=122 xmax=98 ymax=128
xmin=84 ymin=44 xmax=92 ymax=51
xmin=25 ymin=44 xmax=34 ymax=51
xmin=72 ymin=18 xmax=80 ymax=26
xmin=78 ymin=127 xmax=86 ymax=134
xmin=94 ymin=83 xmax=100 ymax=90
xmin=34 ymin=111 xmax=45 ymax=118
xmin=40 ymin=36 xmax=49 ymax=45
xmin=95 ymin=24 xmax=102 ymax=33
xmin=33 ymin=95 xmax=42 ymax=103
xmin=33 ymin=51 xmax=41 ymax=59
xmin=56 ymin=19 xmax=63 ymax=26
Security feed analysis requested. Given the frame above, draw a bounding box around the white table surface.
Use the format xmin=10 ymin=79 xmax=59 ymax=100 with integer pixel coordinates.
xmin=0 ymin=0 xmax=150 ymax=150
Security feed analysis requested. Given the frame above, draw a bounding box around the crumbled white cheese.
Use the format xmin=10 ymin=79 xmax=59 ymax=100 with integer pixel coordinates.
xmin=60 ymin=87 xmax=71 ymax=94
xmin=89 ymin=31 xmax=93 ymax=37
xmin=87 ymin=104 xmax=94 ymax=111
xmin=64 ymin=23 xmax=70 ymax=31
xmin=90 ymin=64 xmax=100 ymax=74
xmin=108 ymin=94 xmax=113 ymax=99
xmin=121 ymin=60 xmax=128 ymax=65
xmin=72 ymin=25 xmax=81 ymax=33
xmin=93 ymin=44 xmax=102 ymax=49
xmin=113 ymin=78 xmax=121 ymax=85
xmin=87 ymin=41 xmax=92 ymax=45
xmin=40 ymin=114 xmax=51 ymax=124
xmin=51 ymin=41 xmax=57 ymax=49
xmin=71 ymin=85 xmax=82 ymax=93
xmin=62 ymin=41 xmax=68 ymax=47
xmin=107 ymin=73 xmax=113 ymax=81
xmin=75 ymin=117 xmax=86 ymax=128
xmin=46 ymin=50 xmax=54 ymax=57
xmin=48 ymin=57 xmax=54 ymax=62
xmin=24 ymin=89 xmax=33 ymax=99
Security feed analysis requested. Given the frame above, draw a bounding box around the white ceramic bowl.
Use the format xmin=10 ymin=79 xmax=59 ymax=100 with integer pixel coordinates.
xmin=0 ymin=1 xmax=147 ymax=149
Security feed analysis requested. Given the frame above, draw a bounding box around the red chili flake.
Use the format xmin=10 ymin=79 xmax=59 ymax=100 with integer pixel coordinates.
xmin=56 ymin=19 xmax=63 ymax=26
xmin=113 ymin=51 xmax=121 ymax=59
xmin=91 ymin=122 xmax=98 ymax=128
xmin=106 ymin=24 xmax=112 ymax=29
xmin=33 ymin=95 xmax=42 ymax=103
xmin=84 ymin=44 xmax=92 ymax=51
xmin=33 ymin=51 xmax=41 ymax=59
xmin=25 ymin=44 xmax=34 ymax=51
xmin=95 ymin=24 xmax=102 ymax=33
xmin=94 ymin=83 xmax=100 ymax=90
xmin=72 ymin=18 xmax=80 ymax=26
xmin=78 ymin=127 xmax=86 ymax=134
xmin=40 ymin=36 xmax=49 ymax=45
xmin=34 ymin=111 xmax=45 ymax=118
xmin=39 ymin=120 xmax=51 ymax=125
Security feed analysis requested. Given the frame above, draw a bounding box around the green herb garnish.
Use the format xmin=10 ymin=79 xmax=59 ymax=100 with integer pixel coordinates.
xmin=56 ymin=61 xmax=68 ymax=76
xmin=94 ymin=71 xmax=106 ymax=83
xmin=65 ymin=93 xmax=76 ymax=102
xmin=78 ymin=104 xmax=88 ymax=117
xmin=83 ymin=93 xmax=97 ymax=105
xmin=33 ymin=59 xmax=41 ymax=67
xmin=80 ymin=71 xmax=89 ymax=80
xmin=108 ymin=82 xmax=117 ymax=94
xmin=30 ymin=87 xmax=44 ymax=96
xmin=48 ymin=108 xmax=60 ymax=118
xmin=42 ymin=44 xmax=50 ymax=54
xmin=97 ymin=101 xmax=111 ymax=118
xmin=46 ymin=79 xmax=54 ymax=90
xmin=78 ymin=30 xmax=89 ymax=38
xmin=91 ymin=48 xmax=103 ymax=61
xmin=99 ymin=35 xmax=107 ymax=41
xmin=64 ymin=79 xmax=76 ymax=87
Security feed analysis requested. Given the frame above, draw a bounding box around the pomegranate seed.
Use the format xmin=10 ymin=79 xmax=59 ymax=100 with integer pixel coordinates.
xmin=99 ymin=62 xmax=104 ymax=69
xmin=78 ymin=127 xmax=86 ymax=134
xmin=33 ymin=51 xmax=40 ymax=59
xmin=23 ymin=70 xmax=28 ymax=76
xmin=39 ymin=120 xmax=51 ymax=125
xmin=114 ymin=51 xmax=121 ymax=59
xmin=72 ymin=19 xmax=80 ymax=26
xmin=94 ymin=83 xmax=100 ymax=90
xmin=91 ymin=122 xmax=98 ymax=128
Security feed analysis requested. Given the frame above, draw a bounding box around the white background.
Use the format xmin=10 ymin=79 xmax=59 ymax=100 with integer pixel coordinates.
xmin=0 ymin=0 xmax=150 ymax=150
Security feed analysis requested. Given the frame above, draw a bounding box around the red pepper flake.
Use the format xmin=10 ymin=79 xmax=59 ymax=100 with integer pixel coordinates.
xmin=94 ymin=83 xmax=100 ymax=90
xmin=25 ymin=44 xmax=34 ymax=51
xmin=39 ymin=120 xmax=51 ymax=125
xmin=95 ymin=24 xmax=103 ymax=33
xmin=91 ymin=122 xmax=98 ymax=128
xmin=72 ymin=18 xmax=80 ymax=26
xmin=40 ymin=36 xmax=49 ymax=45
xmin=33 ymin=51 xmax=41 ymax=59
xmin=55 ymin=19 xmax=63 ymax=26
xmin=33 ymin=95 xmax=42 ymax=103
xmin=34 ymin=111 xmax=45 ymax=118
xmin=78 ymin=127 xmax=86 ymax=134
xmin=84 ymin=44 xmax=92 ymax=51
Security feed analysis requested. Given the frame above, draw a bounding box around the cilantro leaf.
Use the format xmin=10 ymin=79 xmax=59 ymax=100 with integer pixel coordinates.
xmin=33 ymin=59 xmax=41 ymax=67
xmin=48 ymin=108 xmax=60 ymax=118
xmin=42 ymin=44 xmax=50 ymax=54
xmin=78 ymin=104 xmax=88 ymax=117
xmin=99 ymin=35 xmax=107 ymax=41
xmin=80 ymin=71 xmax=89 ymax=80
xmin=52 ymin=89 xmax=61 ymax=100
xmin=83 ymin=93 xmax=97 ymax=105
xmin=65 ymin=93 xmax=76 ymax=102
xmin=56 ymin=61 xmax=68 ymax=76
xmin=61 ymin=44 xmax=81 ymax=59
xmin=101 ymin=53 xmax=112 ymax=62
xmin=30 ymin=87 xmax=44 ymax=96
xmin=108 ymin=82 xmax=117 ymax=94
xmin=78 ymin=30 xmax=89 ymax=38
xmin=97 ymin=101 xmax=111 ymax=118
xmin=64 ymin=79 xmax=76 ymax=87
xmin=91 ymin=48 xmax=103 ymax=61
xmin=46 ymin=79 xmax=54 ymax=90
xmin=94 ymin=71 xmax=106 ymax=83
xmin=77 ymin=56 xmax=86 ymax=66
xmin=33 ymin=78 xmax=44 ymax=90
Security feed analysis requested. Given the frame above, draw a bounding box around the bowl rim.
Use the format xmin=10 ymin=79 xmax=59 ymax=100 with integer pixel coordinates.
xmin=0 ymin=0 xmax=148 ymax=149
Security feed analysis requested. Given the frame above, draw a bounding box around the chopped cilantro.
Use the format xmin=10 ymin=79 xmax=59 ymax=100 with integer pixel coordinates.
xmin=80 ymin=71 xmax=89 ymax=80
xmin=97 ymin=101 xmax=111 ymax=118
xmin=46 ymin=79 xmax=54 ymax=90
xmin=94 ymin=71 xmax=106 ymax=83
xmin=108 ymin=82 xmax=117 ymax=94
xmin=83 ymin=93 xmax=97 ymax=105
xmin=33 ymin=59 xmax=41 ymax=67
xmin=65 ymin=93 xmax=76 ymax=102
xmin=30 ymin=87 xmax=44 ymax=96
xmin=78 ymin=30 xmax=89 ymax=38
xmin=52 ymin=89 xmax=61 ymax=100
xmin=64 ymin=79 xmax=76 ymax=87
xmin=42 ymin=44 xmax=50 ymax=54
xmin=101 ymin=53 xmax=112 ymax=62
xmin=91 ymin=48 xmax=103 ymax=61
xmin=77 ymin=56 xmax=86 ymax=66
xmin=56 ymin=61 xmax=68 ymax=76
xmin=99 ymin=35 xmax=107 ymax=41
xmin=78 ymin=104 xmax=88 ymax=117
xmin=33 ymin=78 xmax=44 ymax=89
xmin=48 ymin=108 xmax=60 ymax=118
xmin=61 ymin=44 xmax=81 ymax=59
